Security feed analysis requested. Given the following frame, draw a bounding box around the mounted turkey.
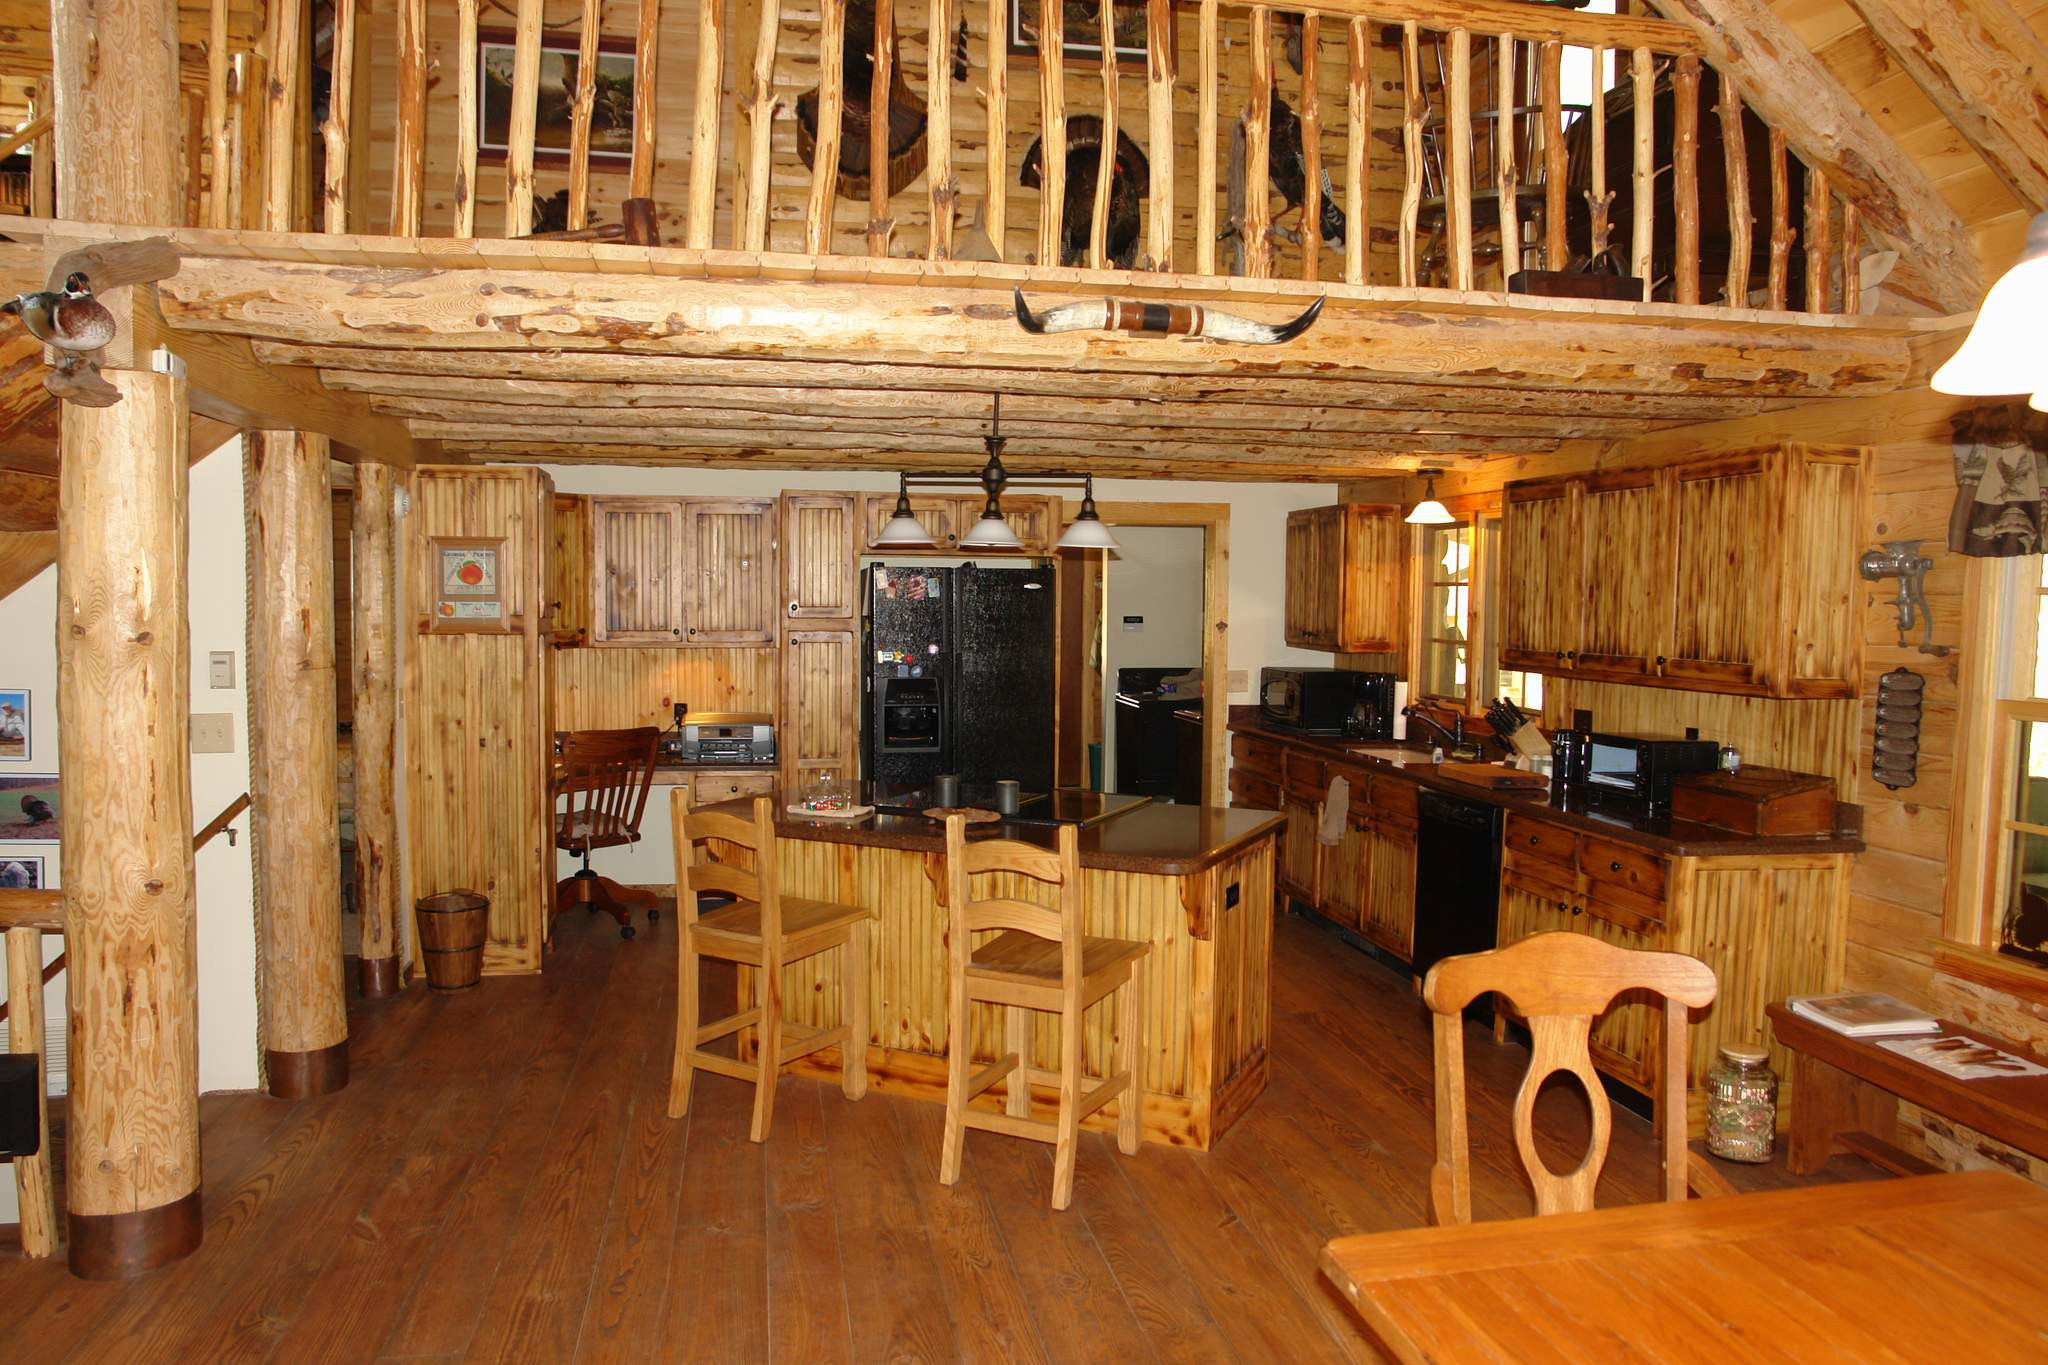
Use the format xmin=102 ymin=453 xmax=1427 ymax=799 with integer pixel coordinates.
xmin=1019 ymin=116 xmax=1152 ymax=269
xmin=796 ymin=0 xmax=931 ymax=201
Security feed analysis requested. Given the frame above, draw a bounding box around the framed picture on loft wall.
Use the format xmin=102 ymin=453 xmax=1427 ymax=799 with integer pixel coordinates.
xmin=1010 ymin=0 xmax=1157 ymax=68
xmin=0 ymin=774 xmax=59 ymax=841
xmin=0 ymin=854 xmax=44 ymax=888
xmin=0 ymin=689 xmax=26 ymax=761
xmin=478 ymin=29 xmax=638 ymax=169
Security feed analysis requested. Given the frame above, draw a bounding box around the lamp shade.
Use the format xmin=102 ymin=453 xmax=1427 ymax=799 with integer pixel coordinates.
xmin=1932 ymin=211 xmax=2048 ymax=397
xmin=960 ymin=513 xmax=1025 ymax=550
xmin=1055 ymin=513 xmax=1120 ymax=550
xmin=875 ymin=511 xmax=937 ymax=546
xmin=1404 ymin=474 xmax=1456 ymax=525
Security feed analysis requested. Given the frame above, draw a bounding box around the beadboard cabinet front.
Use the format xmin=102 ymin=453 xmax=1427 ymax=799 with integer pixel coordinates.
xmin=681 ymin=499 xmax=777 ymax=645
xmin=590 ymin=497 xmax=687 ymax=644
xmin=782 ymin=493 xmax=860 ymax=620
xmin=1497 ymin=478 xmax=1582 ymax=673
xmin=1283 ymin=504 xmax=1403 ymax=653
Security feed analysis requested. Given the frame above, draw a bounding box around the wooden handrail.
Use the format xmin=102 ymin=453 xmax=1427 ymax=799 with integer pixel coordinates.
xmin=195 ymin=791 xmax=252 ymax=852
xmin=1285 ymin=0 xmax=1703 ymax=55
xmin=0 ymin=951 xmax=64 ymax=1024
xmin=0 ymin=890 xmax=63 ymax=930
xmin=0 ymin=113 xmax=53 ymax=164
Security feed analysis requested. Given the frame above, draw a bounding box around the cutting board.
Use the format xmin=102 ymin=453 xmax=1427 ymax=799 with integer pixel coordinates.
xmin=1433 ymin=762 xmax=1551 ymax=791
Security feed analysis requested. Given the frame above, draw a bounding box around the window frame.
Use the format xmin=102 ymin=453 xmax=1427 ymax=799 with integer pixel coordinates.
xmin=1404 ymin=491 xmax=1540 ymax=720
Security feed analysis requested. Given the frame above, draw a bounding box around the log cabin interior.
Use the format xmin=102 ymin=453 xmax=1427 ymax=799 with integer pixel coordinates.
xmin=3 ymin=0 xmax=2048 ymax=1352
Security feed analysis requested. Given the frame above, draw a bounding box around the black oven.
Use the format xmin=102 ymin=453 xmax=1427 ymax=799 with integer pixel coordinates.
xmin=1583 ymin=732 xmax=1721 ymax=810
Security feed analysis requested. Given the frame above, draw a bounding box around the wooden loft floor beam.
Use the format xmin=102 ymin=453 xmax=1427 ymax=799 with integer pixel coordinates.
xmin=157 ymin=260 xmax=1917 ymax=399
xmin=1837 ymin=0 xmax=2048 ymax=214
xmin=459 ymin=446 xmax=1459 ymax=481
xmin=1649 ymin=0 xmax=1984 ymax=312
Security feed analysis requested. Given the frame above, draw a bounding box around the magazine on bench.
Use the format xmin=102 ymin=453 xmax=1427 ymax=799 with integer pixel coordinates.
xmin=1787 ymin=992 xmax=1941 ymax=1037
xmin=1875 ymin=1034 xmax=2048 ymax=1081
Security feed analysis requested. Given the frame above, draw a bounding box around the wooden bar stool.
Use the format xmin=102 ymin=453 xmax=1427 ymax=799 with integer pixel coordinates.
xmin=668 ymin=791 xmax=873 ymax=1143
xmin=939 ymin=813 xmax=1149 ymax=1210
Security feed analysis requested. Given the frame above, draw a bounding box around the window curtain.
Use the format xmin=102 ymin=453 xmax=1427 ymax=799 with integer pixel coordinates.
xmin=1950 ymin=403 xmax=2048 ymax=557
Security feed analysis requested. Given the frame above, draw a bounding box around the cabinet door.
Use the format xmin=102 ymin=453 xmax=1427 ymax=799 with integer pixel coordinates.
xmin=863 ymin=494 xmax=958 ymax=550
xmin=1575 ymin=469 xmax=1667 ymax=681
xmin=1279 ymin=793 xmax=1323 ymax=904
xmin=1283 ymin=507 xmax=1338 ymax=649
xmin=1779 ymin=445 xmax=1865 ymax=698
xmin=782 ymin=629 xmax=858 ymax=796
xmin=1322 ymin=813 xmax=1371 ymax=932
xmin=1336 ymin=505 xmax=1405 ymax=652
xmin=1498 ymin=878 xmax=1662 ymax=1089
xmin=1364 ymin=822 xmax=1417 ymax=959
xmin=591 ymin=497 xmax=686 ymax=644
xmin=683 ymin=499 xmax=777 ymax=645
xmin=1665 ymin=454 xmax=1774 ymax=691
xmin=782 ymin=493 xmax=860 ymax=621
xmin=548 ymin=494 xmax=590 ymax=642
xmin=1498 ymin=478 xmax=1582 ymax=672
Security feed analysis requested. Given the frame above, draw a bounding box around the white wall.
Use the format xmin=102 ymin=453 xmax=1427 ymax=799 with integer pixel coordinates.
xmin=1103 ymin=525 xmax=1206 ymax=671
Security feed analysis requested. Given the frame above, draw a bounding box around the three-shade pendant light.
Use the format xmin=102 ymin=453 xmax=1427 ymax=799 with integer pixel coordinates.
xmin=879 ymin=394 xmax=1121 ymax=552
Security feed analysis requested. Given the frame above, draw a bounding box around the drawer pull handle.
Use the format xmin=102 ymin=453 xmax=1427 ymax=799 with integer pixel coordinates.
xmin=1572 ymin=904 xmax=1585 ymax=916
xmin=1528 ymin=835 xmax=1539 ymax=845
xmin=1610 ymin=860 xmax=1623 ymax=872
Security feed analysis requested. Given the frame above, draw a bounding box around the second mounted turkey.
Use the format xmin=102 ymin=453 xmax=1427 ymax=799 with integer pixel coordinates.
xmin=1019 ymin=116 xmax=1153 ymax=269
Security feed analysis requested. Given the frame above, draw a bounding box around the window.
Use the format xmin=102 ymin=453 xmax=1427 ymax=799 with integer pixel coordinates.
xmin=1988 ymin=557 xmax=2048 ymax=966
xmin=1415 ymin=511 xmax=1542 ymax=717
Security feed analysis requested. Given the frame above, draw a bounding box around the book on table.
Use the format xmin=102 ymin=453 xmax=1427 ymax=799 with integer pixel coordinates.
xmin=1787 ymin=992 xmax=1942 ymax=1037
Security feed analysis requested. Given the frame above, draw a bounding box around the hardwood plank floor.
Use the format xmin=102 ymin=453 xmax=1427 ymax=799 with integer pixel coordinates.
xmin=0 ymin=905 xmax=1876 ymax=1362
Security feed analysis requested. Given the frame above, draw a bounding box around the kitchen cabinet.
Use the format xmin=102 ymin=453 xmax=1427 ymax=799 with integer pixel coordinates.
xmin=547 ymin=494 xmax=590 ymax=643
xmin=781 ymin=629 xmax=859 ymax=797
xmin=682 ymin=499 xmax=778 ymax=645
xmin=1361 ymin=774 xmax=1417 ymax=959
xmin=682 ymin=769 xmax=779 ymax=805
xmin=1278 ymin=748 xmax=1326 ymax=905
xmin=1322 ymin=812 xmax=1371 ymax=933
xmin=1283 ymin=503 xmax=1404 ymax=653
xmin=591 ymin=497 xmax=687 ymax=644
xmin=782 ymin=493 xmax=861 ymax=620
xmin=1497 ymin=443 xmax=1867 ymax=699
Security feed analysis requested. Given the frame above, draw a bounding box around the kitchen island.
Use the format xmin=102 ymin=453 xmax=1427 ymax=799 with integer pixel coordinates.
xmin=703 ymin=796 xmax=1283 ymax=1149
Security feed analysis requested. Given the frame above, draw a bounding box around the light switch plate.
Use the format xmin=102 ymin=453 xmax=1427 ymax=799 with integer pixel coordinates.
xmin=1227 ymin=669 xmax=1249 ymax=695
xmin=191 ymin=712 xmax=234 ymax=753
xmin=208 ymin=651 xmax=236 ymax=689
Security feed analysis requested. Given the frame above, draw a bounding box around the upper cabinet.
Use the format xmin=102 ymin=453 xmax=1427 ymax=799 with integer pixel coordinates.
xmin=1283 ymin=504 xmax=1404 ymax=653
xmin=783 ymin=493 xmax=861 ymax=620
xmin=1498 ymin=443 xmax=1868 ymax=699
xmin=588 ymin=496 xmax=777 ymax=646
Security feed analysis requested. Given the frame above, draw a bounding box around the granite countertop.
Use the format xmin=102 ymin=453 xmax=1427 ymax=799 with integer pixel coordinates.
xmin=1228 ymin=716 xmax=1866 ymax=858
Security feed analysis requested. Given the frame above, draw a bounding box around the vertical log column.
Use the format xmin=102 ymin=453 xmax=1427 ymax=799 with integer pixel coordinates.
xmin=8 ymin=926 xmax=58 ymax=1257
xmin=52 ymin=0 xmax=202 ymax=1281
xmin=248 ymin=431 xmax=348 ymax=1097
xmin=351 ymin=463 xmax=402 ymax=997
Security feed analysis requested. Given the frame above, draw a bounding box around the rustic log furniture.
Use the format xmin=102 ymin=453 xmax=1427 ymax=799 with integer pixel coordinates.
xmin=669 ymin=792 xmax=874 ymax=1143
xmin=1321 ymin=1170 xmax=2048 ymax=1363
xmin=1424 ymin=931 xmax=1719 ymax=1223
xmin=552 ymin=726 xmax=661 ymax=939
xmin=940 ymin=813 xmax=1149 ymax=1211
xmin=1766 ymin=1000 xmax=2048 ymax=1176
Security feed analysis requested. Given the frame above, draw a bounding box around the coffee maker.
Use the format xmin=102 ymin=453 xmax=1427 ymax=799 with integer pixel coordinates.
xmin=1340 ymin=673 xmax=1398 ymax=742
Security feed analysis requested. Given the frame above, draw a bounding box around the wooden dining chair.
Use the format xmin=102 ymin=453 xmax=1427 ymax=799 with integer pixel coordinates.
xmin=939 ymin=814 xmax=1148 ymax=1211
xmin=554 ymin=726 xmax=661 ymax=939
xmin=669 ymin=791 xmax=873 ymax=1143
xmin=1422 ymin=930 xmax=1719 ymax=1224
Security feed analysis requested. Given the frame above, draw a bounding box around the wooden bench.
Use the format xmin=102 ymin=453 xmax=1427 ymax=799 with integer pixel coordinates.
xmin=1766 ymin=1001 xmax=2048 ymax=1177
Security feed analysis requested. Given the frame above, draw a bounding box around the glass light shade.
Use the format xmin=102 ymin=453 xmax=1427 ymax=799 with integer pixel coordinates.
xmin=960 ymin=513 xmax=1025 ymax=549
xmin=873 ymin=509 xmax=936 ymax=546
xmin=1932 ymin=212 xmax=2048 ymax=397
xmin=1405 ymin=475 xmax=1456 ymax=525
xmin=1055 ymin=514 xmax=1120 ymax=550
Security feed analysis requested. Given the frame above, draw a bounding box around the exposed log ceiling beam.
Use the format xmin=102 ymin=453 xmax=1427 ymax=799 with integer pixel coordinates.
xmin=455 ymin=446 xmax=1431 ymax=481
xmin=1837 ymin=0 xmax=2048 ymax=213
xmin=0 ymin=469 xmax=58 ymax=531
xmin=1650 ymin=0 xmax=1984 ymax=313
xmin=155 ymin=259 xmax=1917 ymax=399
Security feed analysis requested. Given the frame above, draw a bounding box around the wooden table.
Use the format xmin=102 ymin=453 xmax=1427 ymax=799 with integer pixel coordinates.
xmin=1767 ymin=1000 xmax=2048 ymax=1175
xmin=1320 ymin=1171 xmax=2048 ymax=1363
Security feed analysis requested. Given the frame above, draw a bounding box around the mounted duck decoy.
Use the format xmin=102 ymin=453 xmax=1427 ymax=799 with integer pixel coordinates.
xmin=1014 ymin=288 xmax=1324 ymax=345
xmin=3 ymin=272 xmax=121 ymax=408
xmin=1019 ymin=115 xmax=1152 ymax=269
xmin=796 ymin=0 xmax=931 ymax=201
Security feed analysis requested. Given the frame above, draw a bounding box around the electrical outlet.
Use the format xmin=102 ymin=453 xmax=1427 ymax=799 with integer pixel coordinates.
xmin=208 ymin=651 xmax=236 ymax=689
xmin=1227 ymin=669 xmax=1249 ymax=695
xmin=190 ymin=712 xmax=234 ymax=754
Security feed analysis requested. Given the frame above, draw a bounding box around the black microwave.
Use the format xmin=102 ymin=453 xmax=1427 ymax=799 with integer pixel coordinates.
xmin=1582 ymin=732 xmax=1721 ymax=810
xmin=1260 ymin=668 xmax=1391 ymax=736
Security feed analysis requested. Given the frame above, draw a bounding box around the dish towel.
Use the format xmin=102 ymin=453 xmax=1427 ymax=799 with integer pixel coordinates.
xmin=1317 ymin=775 xmax=1349 ymax=846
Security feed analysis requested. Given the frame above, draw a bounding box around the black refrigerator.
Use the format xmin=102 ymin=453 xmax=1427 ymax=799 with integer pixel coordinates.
xmin=862 ymin=563 xmax=1057 ymax=792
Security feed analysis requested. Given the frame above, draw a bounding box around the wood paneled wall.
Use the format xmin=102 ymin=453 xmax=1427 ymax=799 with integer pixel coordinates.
xmin=552 ymin=644 xmax=776 ymax=730
xmin=405 ymin=466 xmax=555 ymax=974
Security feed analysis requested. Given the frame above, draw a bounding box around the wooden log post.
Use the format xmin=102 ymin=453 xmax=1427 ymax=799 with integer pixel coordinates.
xmin=58 ymin=370 xmax=202 ymax=1279
xmin=1089 ymin=0 xmax=1118 ymax=270
xmin=1195 ymin=0 xmax=1219 ymax=275
xmin=455 ymin=0 xmax=484 ymax=236
xmin=745 ymin=0 xmax=785 ymax=252
xmin=1540 ymin=40 xmax=1564 ymax=270
xmin=1804 ymin=165 xmax=1832 ymax=313
xmin=1495 ymin=34 xmax=1518 ymax=288
xmin=1298 ymin=14 xmax=1321 ymax=280
xmin=807 ymin=0 xmax=845 ymax=253
xmin=7 ymin=926 xmax=57 ymax=1258
xmin=248 ymin=431 xmax=348 ymax=1099
xmin=1767 ymin=126 xmax=1792 ymax=310
xmin=52 ymin=0 xmax=203 ymax=1281
xmin=1841 ymin=199 xmax=1862 ymax=314
xmin=1244 ymin=5 xmax=1273 ymax=279
xmin=207 ymin=0 xmax=230 ymax=228
xmin=320 ymin=0 xmax=356 ymax=234
xmin=1446 ymin=27 xmax=1473 ymax=291
xmin=565 ymin=0 xmax=600 ymax=231
xmin=1671 ymin=53 xmax=1700 ymax=305
xmin=1146 ymin=0 xmax=1176 ymax=271
xmin=985 ymin=0 xmax=1009 ymax=259
xmin=506 ymin=0 xmax=545 ymax=237
xmin=351 ymin=462 xmax=402 ymax=997
xmin=1344 ymin=18 xmax=1369 ymax=286
xmin=261 ymin=0 xmax=303 ymax=232
xmin=690 ymin=0 xmax=723 ymax=248
xmin=1036 ymin=0 xmax=1066 ymax=267
xmin=391 ymin=0 xmax=427 ymax=234
xmin=926 ymin=0 xmax=952 ymax=258
xmin=1718 ymin=72 xmax=1751 ymax=305
xmin=1588 ymin=45 xmax=1610 ymax=263
xmin=867 ymin=0 xmax=894 ymax=255
xmin=1629 ymin=46 xmax=1653 ymax=301
xmin=1398 ymin=21 xmax=1423 ymax=287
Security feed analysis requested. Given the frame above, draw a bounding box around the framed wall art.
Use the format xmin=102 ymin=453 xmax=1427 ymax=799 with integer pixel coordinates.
xmin=1009 ymin=0 xmax=1159 ymax=69
xmin=0 ymin=853 xmax=44 ymax=888
xmin=479 ymin=28 xmax=638 ymax=169
xmin=0 ymin=774 xmax=59 ymax=840
xmin=429 ymin=537 xmax=514 ymax=634
xmin=0 ymin=689 xmax=26 ymax=761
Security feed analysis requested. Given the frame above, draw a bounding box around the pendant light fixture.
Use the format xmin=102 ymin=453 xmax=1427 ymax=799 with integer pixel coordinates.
xmin=873 ymin=474 xmax=937 ymax=547
xmin=1933 ymin=211 xmax=2048 ymax=402
xmin=1053 ymin=475 xmax=1119 ymax=550
xmin=959 ymin=393 xmax=1027 ymax=549
xmin=884 ymin=394 xmax=1119 ymax=554
xmin=1405 ymin=465 xmax=1455 ymax=526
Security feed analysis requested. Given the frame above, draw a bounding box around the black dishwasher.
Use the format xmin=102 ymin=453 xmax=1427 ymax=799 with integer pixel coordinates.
xmin=1411 ymin=790 xmax=1505 ymax=989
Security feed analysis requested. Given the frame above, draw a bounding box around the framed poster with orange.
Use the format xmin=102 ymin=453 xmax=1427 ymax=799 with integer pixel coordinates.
xmin=429 ymin=536 xmax=515 ymax=633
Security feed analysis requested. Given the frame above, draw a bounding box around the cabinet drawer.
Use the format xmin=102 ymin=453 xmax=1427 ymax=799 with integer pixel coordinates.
xmin=1283 ymin=748 xmax=1327 ymax=795
xmin=1231 ymin=735 xmax=1284 ymax=784
xmin=1230 ymin=774 xmax=1280 ymax=811
xmin=1502 ymin=860 xmax=1578 ymax=908
xmin=1331 ymin=765 xmax=1374 ymax=823
xmin=1372 ymin=774 xmax=1418 ymax=826
xmin=1504 ymin=813 xmax=1577 ymax=875
xmin=689 ymin=771 xmax=777 ymax=804
xmin=1582 ymin=885 xmax=1665 ymax=936
xmin=1581 ymin=836 xmax=1666 ymax=905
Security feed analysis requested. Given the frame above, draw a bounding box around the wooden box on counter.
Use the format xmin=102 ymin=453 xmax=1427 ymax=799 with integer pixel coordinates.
xmin=1671 ymin=767 xmax=1839 ymax=838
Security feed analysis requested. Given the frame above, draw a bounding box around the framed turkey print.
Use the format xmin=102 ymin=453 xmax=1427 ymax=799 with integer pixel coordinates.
xmin=429 ymin=537 xmax=512 ymax=633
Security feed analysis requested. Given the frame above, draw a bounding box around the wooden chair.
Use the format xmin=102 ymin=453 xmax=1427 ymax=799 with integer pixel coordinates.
xmin=668 ymin=791 xmax=872 ymax=1143
xmin=939 ymin=814 xmax=1148 ymax=1210
xmin=1423 ymin=930 xmax=1719 ymax=1224
xmin=553 ymin=726 xmax=660 ymax=939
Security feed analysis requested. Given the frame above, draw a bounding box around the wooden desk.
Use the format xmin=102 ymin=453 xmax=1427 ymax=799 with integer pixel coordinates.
xmin=1321 ymin=1171 xmax=2048 ymax=1363
xmin=1767 ymin=1001 xmax=2048 ymax=1175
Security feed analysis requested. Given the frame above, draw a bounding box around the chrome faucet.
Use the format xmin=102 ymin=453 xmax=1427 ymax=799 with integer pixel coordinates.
xmin=1402 ymin=707 xmax=1483 ymax=762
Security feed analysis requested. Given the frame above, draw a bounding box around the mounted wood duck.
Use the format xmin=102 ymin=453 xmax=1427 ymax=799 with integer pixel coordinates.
xmin=1020 ymin=115 xmax=1152 ymax=269
xmin=2 ymin=271 xmax=121 ymax=408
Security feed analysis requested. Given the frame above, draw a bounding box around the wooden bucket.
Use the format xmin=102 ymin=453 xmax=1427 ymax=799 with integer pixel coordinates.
xmin=415 ymin=890 xmax=489 ymax=992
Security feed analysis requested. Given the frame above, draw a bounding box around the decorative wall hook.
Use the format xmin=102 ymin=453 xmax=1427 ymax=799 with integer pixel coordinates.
xmin=1859 ymin=541 xmax=1951 ymax=656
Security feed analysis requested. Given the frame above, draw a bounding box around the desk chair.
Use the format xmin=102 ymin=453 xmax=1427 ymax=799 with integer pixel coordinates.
xmin=554 ymin=726 xmax=660 ymax=939
xmin=939 ymin=814 xmax=1149 ymax=1210
xmin=1424 ymin=931 xmax=1721 ymax=1223
xmin=670 ymin=791 xmax=873 ymax=1142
